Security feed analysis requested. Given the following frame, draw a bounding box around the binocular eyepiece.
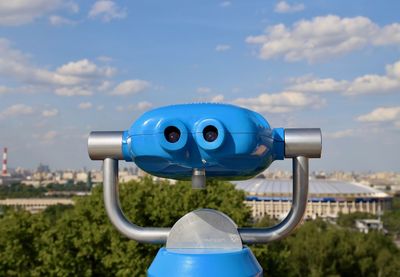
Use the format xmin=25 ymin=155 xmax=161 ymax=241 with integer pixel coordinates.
xmin=203 ymin=125 xmax=218 ymax=142
xmin=164 ymin=126 xmax=181 ymax=143
xmin=164 ymin=124 xmax=219 ymax=144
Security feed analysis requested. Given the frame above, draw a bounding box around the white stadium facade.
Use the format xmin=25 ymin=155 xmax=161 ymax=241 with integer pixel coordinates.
xmin=232 ymin=178 xmax=392 ymax=220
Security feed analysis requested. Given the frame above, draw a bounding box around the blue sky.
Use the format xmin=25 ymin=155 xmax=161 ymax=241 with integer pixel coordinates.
xmin=0 ymin=0 xmax=399 ymax=172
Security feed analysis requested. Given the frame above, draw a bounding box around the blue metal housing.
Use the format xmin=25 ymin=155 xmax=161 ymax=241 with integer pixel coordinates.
xmin=122 ymin=103 xmax=284 ymax=180
xmin=147 ymin=247 xmax=262 ymax=277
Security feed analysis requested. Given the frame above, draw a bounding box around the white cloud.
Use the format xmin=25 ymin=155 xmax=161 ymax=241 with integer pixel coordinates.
xmin=215 ymin=44 xmax=231 ymax=52
xmin=346 ymin=75 xmax=400 ymax=95
xmin=197 ymin=87 xmax=212 ymax=93
xmin=220 ymin=1 xmax=231 ymax=7
xmin=96 ymin=105 xmax=104 ymax=111
xmin=116 ymin=101 xmax=153 ymax=112
xmin=111 ymin=80 xmax=150 ymax=95
xmin=42 ymin=130 xmax=58 ymax=141
xmin=42 ymin=108 xmax=59 ymax=117
xmin=97 ymin=56 xmax=113 ymax=63
xmin=289 ymin=77 xmax=348 ymax=93
xmin=55 ymin=86 xmax=92 ymax=96
xmin=136 ymin=101 xmax=153 ymax=111
xmin=211 ymin=94 xmax=225 ymax=102
xmin=274 ymin=1 xmax=304 ymax=14
xmin=246 ymin=15 xmax=400 ymax=62
xmin=386 ymin=60 xmax=400 ymax=78
xmin=78 ymin=102 xmax=93 ymax=110
xmin=0 ymin=38 xmax=75 ymax=85
xmin=0 ymin=39 xmax=118 ymax=96
xmin=0 ymin=104 xmax=34 ymax=119
xmin=88 ymin=1 xmax=126 ymax=22
xmin=325 ymin=129 xmax=356 ymax=139
xmin=0 ymin=86 xmax=12 ymax=95
xmin=65 ymin=1 xmax=79 ymax=13
xmin=288 ymin=60 xmax=400 ymax=95
xmin=0 ymin=85 xmax=39 ymax=95
xmin=374 ymin=23 xmax=400 ymax=46
xmin=32 ymin=130 xmax=62 ymax=143
xmin=56 ymin=59 xmax=115 ymax=78
xmin=0 ymin=39 xmax=78 ymax=85
xmin=0 ymin=0 xmax=63 ymax=26
xmin=97 ymin=80 xmax=112 ymax=91
xmin=49 ymin=15 xmax=77 ymax=26
xmin=232 ymin=91 xmax=325 ymax=113
xmin=357 ymin=107 xmax=400 ymax=123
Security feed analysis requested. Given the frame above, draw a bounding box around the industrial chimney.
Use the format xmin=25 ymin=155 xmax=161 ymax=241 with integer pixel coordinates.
xmin=2 ymin=147 xmax=8 ymax=176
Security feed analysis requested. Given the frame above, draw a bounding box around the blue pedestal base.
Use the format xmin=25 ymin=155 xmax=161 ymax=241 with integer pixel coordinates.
xmin=147 ymin=247 xmax=262 ymax=277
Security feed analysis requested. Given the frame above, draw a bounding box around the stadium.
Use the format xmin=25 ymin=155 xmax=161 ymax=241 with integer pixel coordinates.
xmin=232 ymin=178 xmax=392 ymax=220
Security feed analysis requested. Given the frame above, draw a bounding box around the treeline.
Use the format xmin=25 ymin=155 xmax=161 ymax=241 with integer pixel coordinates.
xmin=0 ymin=182 xmax=90 ymax=199
xmin=0 ymin=179 xmax=399 ymax=276
xmin=0 ymin=183 xmax=46 ymax=199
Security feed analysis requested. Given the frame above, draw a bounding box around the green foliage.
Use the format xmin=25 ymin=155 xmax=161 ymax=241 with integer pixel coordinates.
xmin=0 ymin=210 xmax=49 ymax=276
xmin=286 ymin=220 xmax=399 ymax=276
xmin=254 ymin=219 xmax=400 ymax=277
xmin=0 ymin=182 xmax=90 ymax=199
xmin=0 ymin=178 xmax=399 ymax=276
xmin=46 ymin=182 xmax=90 ymax=192
xmin=0 ymin=178 xmax=251 ymax=276
xmin=335 ymin=199 xmax=400 ymax=238
xmin=0 ymin=183 xmax=47 ymax=199
xmin=392 ymin=196 xmax=400 ymax=209
xmin=253 ymin=214 xmax=278 ymax=227
xmin=381 ymin=196 xmax=400 ymax=237
xmin=42 ymin=204 xmax=73 ymax=224
xmin=337 ymin=212 xmax=376 ymax=228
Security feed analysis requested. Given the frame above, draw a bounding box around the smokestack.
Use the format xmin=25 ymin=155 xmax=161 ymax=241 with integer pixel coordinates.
xmin=2 ymin=147 xmax=7 ymax=176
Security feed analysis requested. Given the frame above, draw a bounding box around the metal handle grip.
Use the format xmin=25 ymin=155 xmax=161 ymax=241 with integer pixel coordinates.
xmin=88 ymin=131 xmax=170 ymax=243
xmin=89 ymin=129 xmax=321 ymax=245
xmin=103 ymin=158 xmax=170 ymax=244
xmin=238 ymin=156 xmax=308 ymax=243
xmin=238 ymin=128 xmax=321 ymax=243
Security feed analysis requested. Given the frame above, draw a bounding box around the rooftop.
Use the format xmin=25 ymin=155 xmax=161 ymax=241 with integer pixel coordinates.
xmin=232 ymin=178 xmax=390 ymax=199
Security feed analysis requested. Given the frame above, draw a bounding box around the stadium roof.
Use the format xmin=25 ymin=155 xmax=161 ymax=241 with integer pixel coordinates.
xmin=232 ymin=179 xmax=390 ymax=199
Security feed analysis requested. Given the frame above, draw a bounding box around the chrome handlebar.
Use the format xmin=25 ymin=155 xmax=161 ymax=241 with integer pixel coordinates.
xmin=88 ymin=128 xmax=321 ymax=244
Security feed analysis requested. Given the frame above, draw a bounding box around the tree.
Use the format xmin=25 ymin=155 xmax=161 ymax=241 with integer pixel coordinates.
xmin=283 ymin=220 xmax=400 ymax=277
xmin=0 ymin=210 xmax=49 ymax=276
xmin=35 ymin=178 xmax=252 ymax=276
xmin=0 ymin=178 xmax=399 ymax=276
xmin=337 ymin=212 xmax=376 ymax=228
xmin=382 ymin=197 xmax=400 ymax=237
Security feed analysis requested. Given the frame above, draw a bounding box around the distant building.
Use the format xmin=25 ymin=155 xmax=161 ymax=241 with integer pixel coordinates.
xmin=62 ymin=171 xmax=74 ymax=181
xmin=0 ymin=176 xmax=23 ymax=186
xmin=76 ymin=172 xmax=88 ymax=183
xmin=91 ymin=171 xmax=103 ymax=184
xmin=21 ymin=180 xmax=41 ymax=187
xmin=37 ymin=164 xmax=50 ymax=173
xmin=355 ymin=219 xmax=385 ymax=234
xmin=232 ymin=179 xmax=392 ymax=220
xmin=0 ymin=198 xmax=74 ymax=213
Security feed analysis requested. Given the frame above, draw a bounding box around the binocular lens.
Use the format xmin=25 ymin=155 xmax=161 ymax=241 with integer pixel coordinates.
xmin=164 ymin=126 xmax=181 ymax=143
xmin=203 ymin=125 xmax=218 ymax=142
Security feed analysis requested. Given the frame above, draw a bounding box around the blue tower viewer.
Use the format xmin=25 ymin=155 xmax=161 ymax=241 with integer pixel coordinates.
xmin=88 ymin=103 xmax=322 ymax=276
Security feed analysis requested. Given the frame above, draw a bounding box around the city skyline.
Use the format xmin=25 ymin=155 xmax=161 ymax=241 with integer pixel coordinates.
xmin=0 ymin=1 xmax=400 ymax=171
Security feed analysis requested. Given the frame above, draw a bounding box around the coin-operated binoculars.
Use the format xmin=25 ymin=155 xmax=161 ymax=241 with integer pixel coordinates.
xmin=88 ymin=103 xmax=322 ymax=276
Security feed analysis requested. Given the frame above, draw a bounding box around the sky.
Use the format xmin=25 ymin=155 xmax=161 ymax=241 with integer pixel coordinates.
xmin=0 ymin=0 xmax=400 ymax=172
